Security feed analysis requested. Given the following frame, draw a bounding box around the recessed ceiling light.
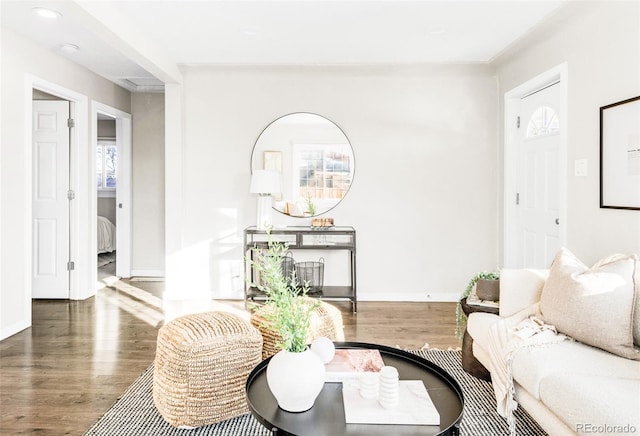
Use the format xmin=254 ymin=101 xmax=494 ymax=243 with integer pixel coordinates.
xmin=32 ymin=7 xmax=62 ymax=19
xmin=60 ymin=43 xmax=79 ymax=53
xmin=428 ymin=26 xmax=447 ymax=36
xmin=241 ymin=26 xmax=259 ymax=36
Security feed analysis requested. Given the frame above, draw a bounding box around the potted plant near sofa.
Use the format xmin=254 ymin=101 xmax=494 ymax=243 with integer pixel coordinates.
xmin=248 ymin=230 xmax=325 ymax=412
xmin=455 ymin=271 xmax=500 ymax=339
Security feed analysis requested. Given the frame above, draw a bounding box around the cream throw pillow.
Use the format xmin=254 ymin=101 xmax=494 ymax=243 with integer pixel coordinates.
xmin=540 ymin=248 xmax=640 ymax=360
xmin=593 ymin=253 xmax=640 ymax=347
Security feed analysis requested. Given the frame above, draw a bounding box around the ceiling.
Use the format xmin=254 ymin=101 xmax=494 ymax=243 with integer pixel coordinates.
xmin=1 ymin=0 xmax=568 ymax=93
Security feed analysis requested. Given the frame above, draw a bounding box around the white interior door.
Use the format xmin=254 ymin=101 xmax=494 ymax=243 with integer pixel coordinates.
xmin=114 ymin=116 xmax=132 ymax=278
xmin=516 ymin=83 xmax=561 ymax=268
xmin=32 ymin=100 xmax=70 ymax=298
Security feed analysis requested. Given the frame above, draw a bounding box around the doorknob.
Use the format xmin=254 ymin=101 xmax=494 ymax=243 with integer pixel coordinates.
xmin=555 ymin=218 xmax=559 ymax=225
xmin=119 ymin=203 xmax=123 ymax=209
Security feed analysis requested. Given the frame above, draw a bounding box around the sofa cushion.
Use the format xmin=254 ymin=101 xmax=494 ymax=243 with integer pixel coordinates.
xmin=538 ymin=374 xmax=640 ymax=436
xmin=498 ymin=269 xmax=548 ymax=318
xmin=467 ymin=312 xmax=500 ymax=370
xmin=539 ymin=248 xmax=640 ymax=360
xmin=511 ymin=339 xmax=640 ymax=400
xmin=467 ymin=312 xmax=500 ymax=347
xmin=594 ymin=253 xmax=640 ymax=348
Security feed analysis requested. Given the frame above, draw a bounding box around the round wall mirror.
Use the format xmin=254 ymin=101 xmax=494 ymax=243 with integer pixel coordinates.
xmin=251 ymin=113 xmax=355 ymax=217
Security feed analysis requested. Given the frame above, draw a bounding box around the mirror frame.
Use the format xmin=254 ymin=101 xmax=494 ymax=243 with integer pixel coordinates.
xmin=251 ymin=112 xmax=355 ymax=218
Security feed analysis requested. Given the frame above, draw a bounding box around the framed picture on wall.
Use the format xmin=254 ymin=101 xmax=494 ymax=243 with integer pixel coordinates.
xmin=600 ymin=95 xmax=640 ymax=210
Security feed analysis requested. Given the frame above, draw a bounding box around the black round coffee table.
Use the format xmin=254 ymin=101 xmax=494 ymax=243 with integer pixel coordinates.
xmin=246 ymin=342 xmax=464 ymax=436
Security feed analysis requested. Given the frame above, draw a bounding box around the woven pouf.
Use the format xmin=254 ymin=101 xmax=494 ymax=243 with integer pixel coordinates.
xmin=251 ymin=298 xmax=345 ymax=359
xmin=152 ymin=311 xmax=263 ymax=428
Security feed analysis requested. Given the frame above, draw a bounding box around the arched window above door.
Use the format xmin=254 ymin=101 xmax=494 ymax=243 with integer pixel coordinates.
xmin=526 ymin=106 xmax=559 ymax=138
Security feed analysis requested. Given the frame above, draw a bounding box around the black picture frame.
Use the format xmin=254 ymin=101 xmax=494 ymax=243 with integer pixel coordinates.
xmin=599 ymin=95 xmax=640 ymax=210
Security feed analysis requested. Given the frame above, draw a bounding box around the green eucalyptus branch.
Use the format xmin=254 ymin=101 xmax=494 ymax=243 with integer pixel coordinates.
xmin=455 ymin=270 xmax=500 ymax=340
xmin=305 ymin=193 xmax=316 ymax=216
xmin=248 ymin=229 xmax=319 ymax=352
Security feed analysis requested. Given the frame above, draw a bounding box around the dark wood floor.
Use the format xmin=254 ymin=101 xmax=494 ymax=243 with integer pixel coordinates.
xmin=0 ymin=279 xmax=460 ymax=435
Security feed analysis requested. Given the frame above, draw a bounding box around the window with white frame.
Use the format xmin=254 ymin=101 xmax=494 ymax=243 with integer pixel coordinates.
xmin=292 ymin=142 xmax=353 ymax=209
xmin=97 ymin=139 xmax=117 ymax=196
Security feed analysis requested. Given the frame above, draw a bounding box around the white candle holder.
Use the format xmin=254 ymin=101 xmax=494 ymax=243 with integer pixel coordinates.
xmin=378 ymin=366 xmax=399 ymax=409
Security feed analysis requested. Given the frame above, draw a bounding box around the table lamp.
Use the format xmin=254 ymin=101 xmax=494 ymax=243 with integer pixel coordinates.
xmin=250 ymin=170 xmax=282 ymax=230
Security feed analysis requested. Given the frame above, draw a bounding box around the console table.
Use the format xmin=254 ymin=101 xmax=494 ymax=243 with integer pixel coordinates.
xmin=244 ymin=226 xmax=357 ymax=313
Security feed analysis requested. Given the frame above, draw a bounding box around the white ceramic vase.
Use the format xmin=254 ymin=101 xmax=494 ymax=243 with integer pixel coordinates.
xmin=266 ymin=348 xmax=326 ymax=412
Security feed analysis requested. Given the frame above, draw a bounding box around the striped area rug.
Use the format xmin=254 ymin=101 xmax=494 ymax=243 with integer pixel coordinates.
xmin=85 ymin=349 xmax=546 ymax=436
xmin=414 ymin=349 xmax=545 ymax=436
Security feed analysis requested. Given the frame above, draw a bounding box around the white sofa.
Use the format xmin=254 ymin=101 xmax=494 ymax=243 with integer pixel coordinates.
xmin=467 ymin=268 xmax=640 ymax=436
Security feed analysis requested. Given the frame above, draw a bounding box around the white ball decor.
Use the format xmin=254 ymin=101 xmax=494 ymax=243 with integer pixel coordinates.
xmin=310 ymin=337 xmax=336 ymax=364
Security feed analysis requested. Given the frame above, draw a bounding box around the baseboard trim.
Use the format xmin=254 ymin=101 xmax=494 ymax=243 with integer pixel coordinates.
xmin=0 ymin=319 xmax=31 ymax=341
xmin=130 ymin=269 xmax=164 ymax=278
xmin=358 ymin=292 xmax=459 ymax=302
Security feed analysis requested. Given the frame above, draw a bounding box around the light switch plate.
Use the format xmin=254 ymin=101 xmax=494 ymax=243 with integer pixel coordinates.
xmin=574 ymin=159 xmax=588 ymax=177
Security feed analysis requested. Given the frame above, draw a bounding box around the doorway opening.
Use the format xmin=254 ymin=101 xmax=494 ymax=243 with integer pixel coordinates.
xmin=91 ymin=102 xmax=132 ymax=291
xmin=96 ymin=112 xmax=118 ymax=286
xmin=31 ymin=91 xmax=71 ymax=299
xmin=26 ymin=75 xmax=89 ymax=302
xmin=503 ymin=63 xmax=568 ymax=268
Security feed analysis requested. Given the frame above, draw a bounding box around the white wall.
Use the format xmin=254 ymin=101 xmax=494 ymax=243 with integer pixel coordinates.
xmin=97 ymin=119 xmax=116 ymax=137
xmin=0 ymin=27 xmax=131 ymax=340
xmin=166 ymin=65 xmax=498 ymax=302
xmin=493 ymin=1 xmax=640 ymax=265
xmin=98 ymin=198 xmax=117 ymax=225
xmin=131 ymin=92 xmax=165 ymax=276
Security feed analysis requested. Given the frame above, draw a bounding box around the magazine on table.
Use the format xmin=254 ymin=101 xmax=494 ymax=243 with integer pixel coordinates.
xmin=325 ymin=349 xmax=385 ymax=382
xmin=466 ymin=293 xmax=499 ymax=308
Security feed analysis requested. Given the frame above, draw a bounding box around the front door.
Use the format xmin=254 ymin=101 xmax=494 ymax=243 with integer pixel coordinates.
xmin=516 ymin=83 xmax=561 ymax=268
xmin=32 ymin=100 xmax=70 ymax=298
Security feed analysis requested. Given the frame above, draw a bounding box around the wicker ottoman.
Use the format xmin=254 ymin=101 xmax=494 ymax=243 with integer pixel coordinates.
xmin=152 ymin=311 xmax=263 ymax=428
xmin=251 ymin=298 xmax=345 ymax=359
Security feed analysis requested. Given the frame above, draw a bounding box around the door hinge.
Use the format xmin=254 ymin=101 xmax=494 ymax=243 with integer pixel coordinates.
xmin=67 ymin=189 xmax=75 ymax=200
xmin=67 ymin=261 xmax=75 ymax=271
xmin=67 ymin=118 xmax=75 ymax=128
xmin=516 ymin=193 xmax=520 ymax=205
xmin=516 ymin=116 xmax=521 ymax=129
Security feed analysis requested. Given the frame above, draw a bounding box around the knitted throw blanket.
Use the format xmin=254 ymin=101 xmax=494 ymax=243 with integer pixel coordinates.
xmin=487 ymin=303 xmax=569 ymax=436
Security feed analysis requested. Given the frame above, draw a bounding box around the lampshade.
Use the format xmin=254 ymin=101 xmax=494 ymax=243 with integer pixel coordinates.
xmin=250 ymin=170 xmax=282 ymax=194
